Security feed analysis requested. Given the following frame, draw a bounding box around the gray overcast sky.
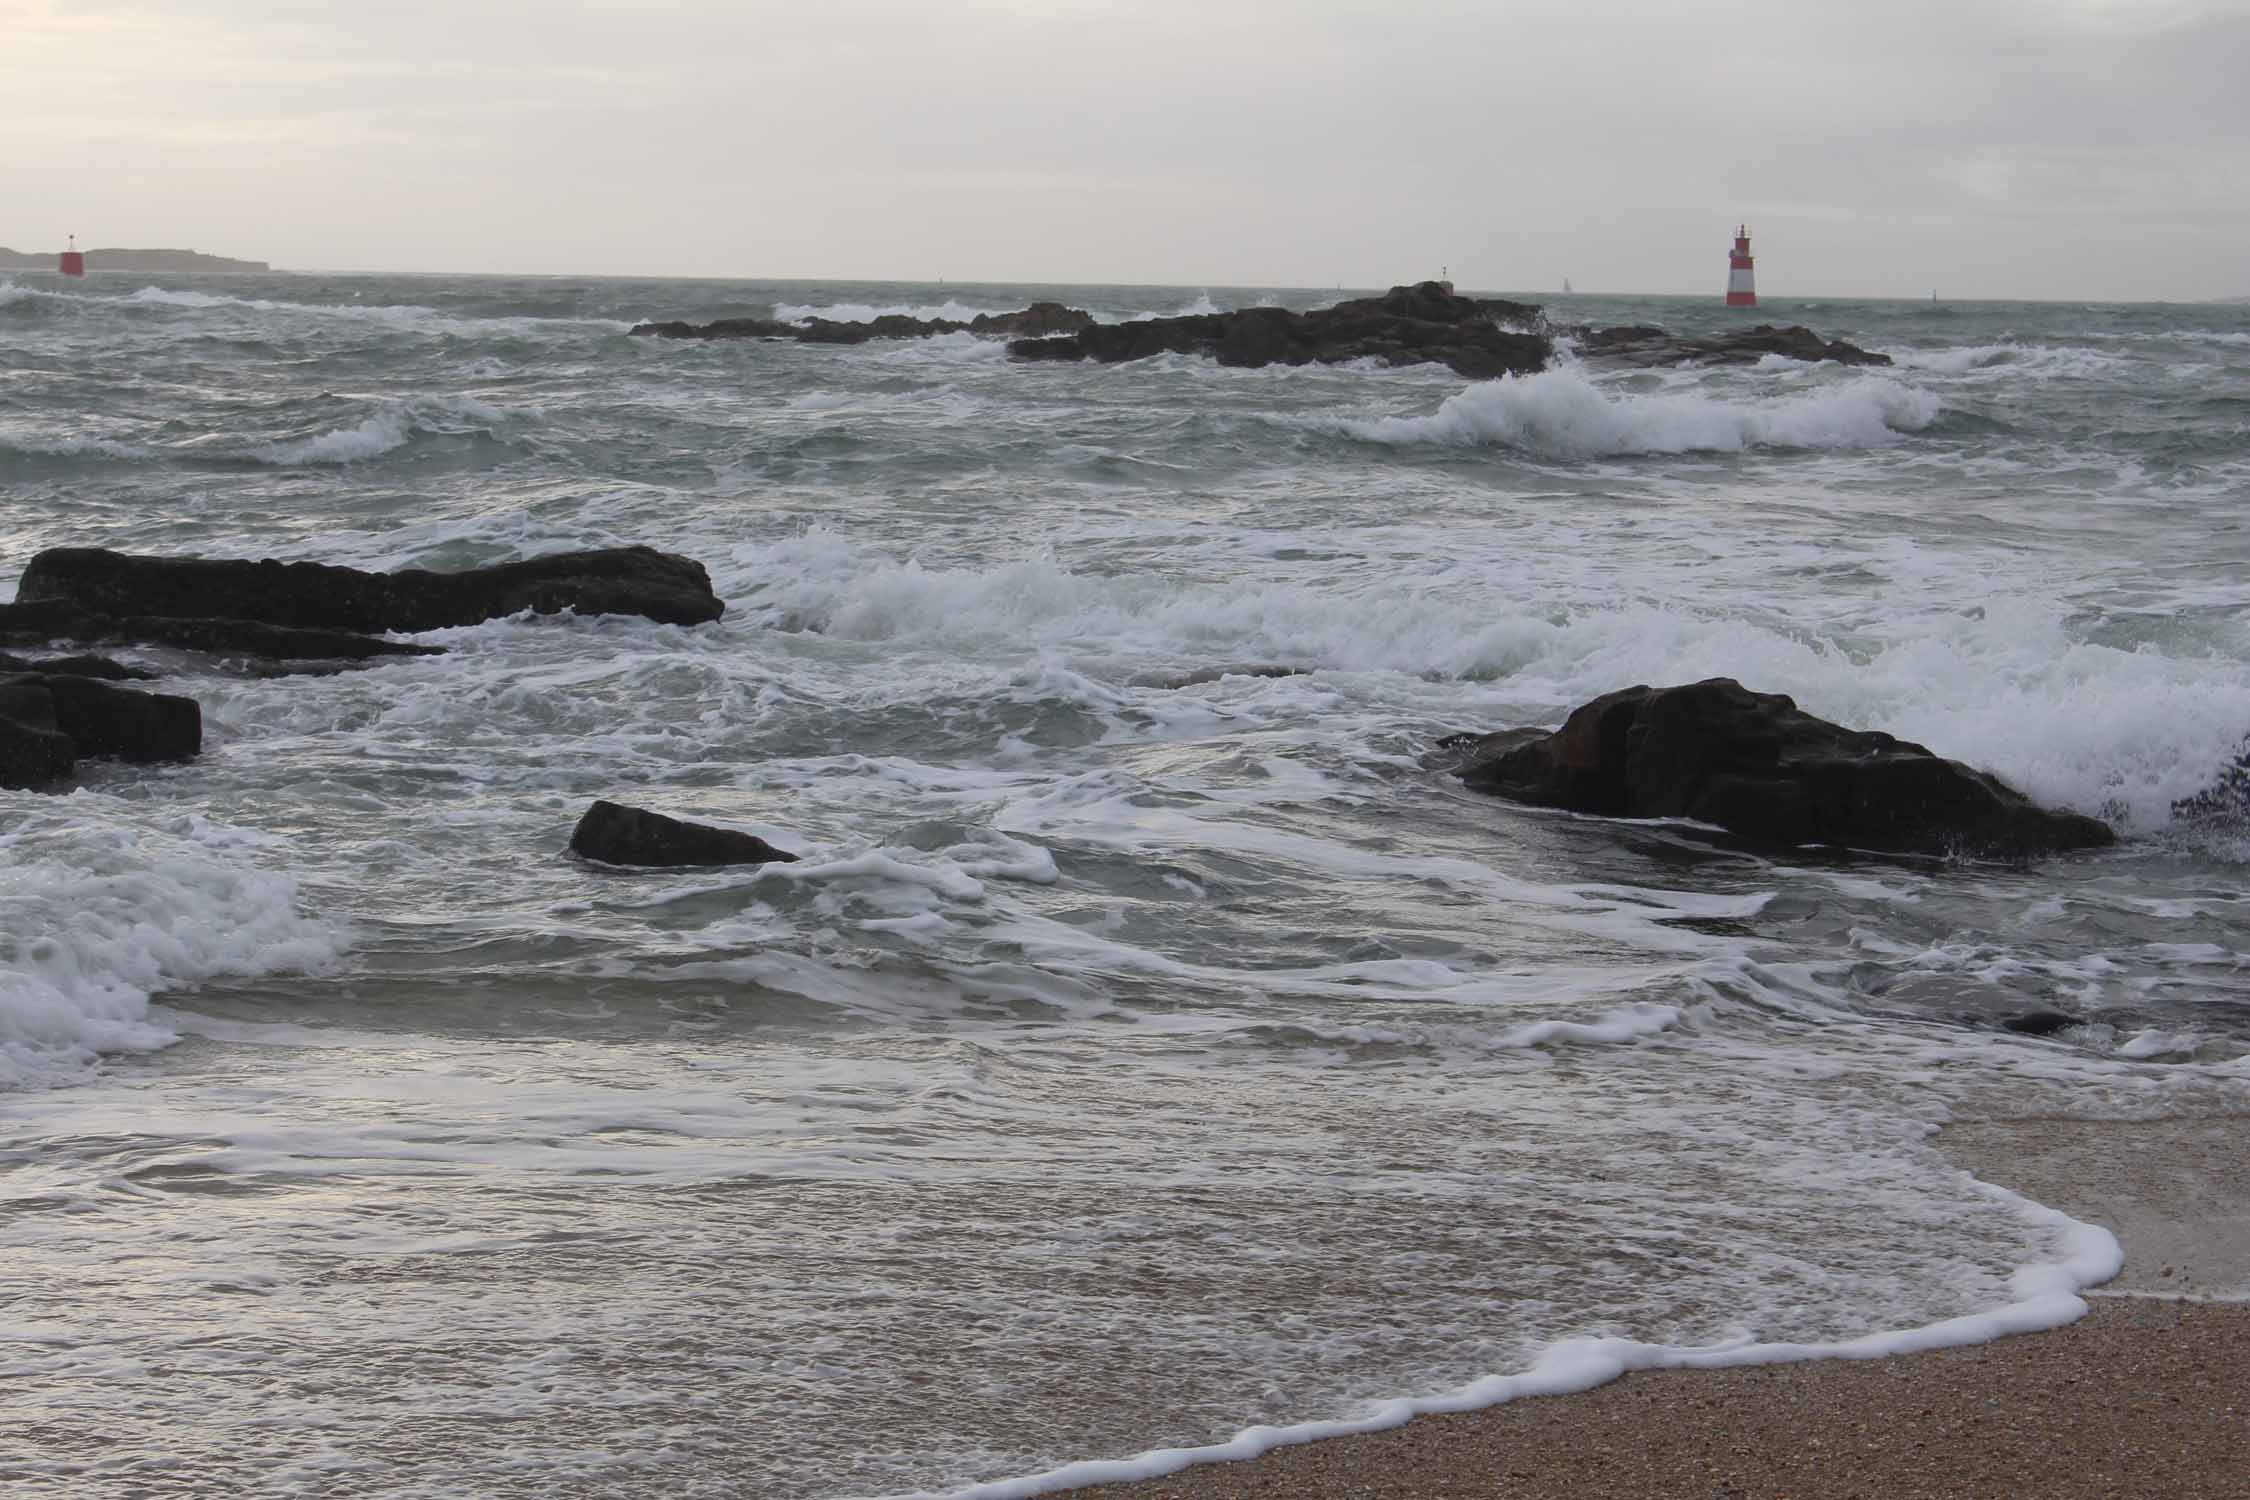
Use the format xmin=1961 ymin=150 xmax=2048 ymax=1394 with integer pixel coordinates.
xmin=6 ymin=0 xmax=2246 ymax=298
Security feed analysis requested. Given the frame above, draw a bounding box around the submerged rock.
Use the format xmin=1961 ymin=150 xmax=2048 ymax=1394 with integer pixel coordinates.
xmin=0 ymin=599 xmax=444 ymax=663
xmin=2001 ymin=1009 xmax=2084 ymax=1037
xmin=0 ymin=673 xmax=201 ymax=789
xmin=1010 ymin=282 xmax=1552 ymax=379
xmin=631 ymin=302 xmax=1096 ymax=343
xmin=569 ymin=800 xmax=798 ymax=868
xmin=17 ymin=544 xmax=725 ymax=633
xmin=0 ymin=650 xmax=153 ymax=680
xmin=1449 ymin=678 xmax=2115 ymax=859
xmin=1571 ymin=323 xmax=1892 ymax=367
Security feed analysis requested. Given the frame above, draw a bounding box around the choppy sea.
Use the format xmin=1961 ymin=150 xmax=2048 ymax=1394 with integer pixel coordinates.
xmin=4 ymin=271 xmax=2248 ymax=1498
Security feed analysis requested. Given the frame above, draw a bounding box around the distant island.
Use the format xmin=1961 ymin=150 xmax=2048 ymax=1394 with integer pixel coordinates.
xmin=0 ymin=246 xmax=269 ymax=272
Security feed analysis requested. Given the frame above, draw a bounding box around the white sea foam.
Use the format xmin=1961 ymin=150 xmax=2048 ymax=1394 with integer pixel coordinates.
xmin=115 ymin=283 xmax=633 ymax=335
xmin=0 ymin=430 xmax=150 ymax=461
xmin=722 ymin=529 xmax=2248 ymax=832
xmin=1883 ymin=342 xmax=2135 ymax=380
xmin=1123 ymin=291 xmax=1223 ymax=321
xmin=1330 ymin=368 xmax=1942 ymax=456
xmin=0 ymin=805 xmax=344 ymax=1090
xmin=908 ymin=1187 xmax=2120 ymax=1500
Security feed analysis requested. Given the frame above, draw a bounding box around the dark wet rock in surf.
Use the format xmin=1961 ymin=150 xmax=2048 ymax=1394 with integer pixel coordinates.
xmin=0 ymin=599 xmax=444 ymax=663
xmin=0 ymin=651 xmax=153 ymax=681
xmin=1449 ymin=677 xmax=2116 ymax=859
xmin=1010 ymin=281 xmax=1551 ymax=379
xmin=2001 ymin=1009 xmax=2084 ymax=1037
xmin=631 ymin=302 xmax=1096 ymax=343
xmin=18 ymin=544 xmax=725 ymax=632
xmin=0 ymin=673 xmax=201 ymax=789
xmin=2173 ymin=742 xmax=2250 ymax=824
xmin=1570 ymin=323 xmax=1893 ymax=368
xmin=569 ymin=800 xmax=799 ymax=869
xmin=0 ymin=686 xmax=77 ymax=789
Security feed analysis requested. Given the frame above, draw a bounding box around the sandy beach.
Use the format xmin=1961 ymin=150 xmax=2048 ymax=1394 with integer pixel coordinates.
xmin=1053 ymin=1115 xmax=2250 ymax=1500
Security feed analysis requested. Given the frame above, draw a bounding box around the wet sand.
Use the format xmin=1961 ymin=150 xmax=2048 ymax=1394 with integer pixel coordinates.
xmin=1050 ymin=1115 xmax=2250 ymax=1500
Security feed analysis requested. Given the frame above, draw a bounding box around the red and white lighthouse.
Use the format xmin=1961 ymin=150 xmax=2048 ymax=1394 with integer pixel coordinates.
xmin=58 ymin=235 xmax=85 ymax=278
xmin=1725 ymin=225 xmax=1756 ymax=307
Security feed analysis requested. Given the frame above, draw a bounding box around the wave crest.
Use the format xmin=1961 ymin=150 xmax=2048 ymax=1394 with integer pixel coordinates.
xmin=1331 ymin=368 xmax=1941 ymax=457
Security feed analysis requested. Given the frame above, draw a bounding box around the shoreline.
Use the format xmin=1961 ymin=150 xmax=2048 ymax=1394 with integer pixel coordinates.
xmin=997 ymin=1111 xmax=2250 ymax=1500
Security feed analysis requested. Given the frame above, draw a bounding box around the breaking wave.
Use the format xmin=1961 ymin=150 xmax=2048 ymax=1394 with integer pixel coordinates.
xmin=0 ymin=811 xmax=344 ymax=1091
xmin=1331 ymin=368 xmax=1942 ymax=457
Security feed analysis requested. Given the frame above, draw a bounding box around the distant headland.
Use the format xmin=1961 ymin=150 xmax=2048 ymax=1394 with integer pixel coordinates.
xmin=0 ymin=246 xmax=269 ymax=272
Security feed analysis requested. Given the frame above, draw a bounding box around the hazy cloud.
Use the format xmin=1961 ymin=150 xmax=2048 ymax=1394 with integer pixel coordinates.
xmin=4 ymin=0 xmax=2245 ymax=296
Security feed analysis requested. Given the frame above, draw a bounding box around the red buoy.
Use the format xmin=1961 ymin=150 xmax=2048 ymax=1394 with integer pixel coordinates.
xmin=58 ymin=235 xmax=85 ymax=278
xmin=1725 ymin=225 xmax=1756 ymax=307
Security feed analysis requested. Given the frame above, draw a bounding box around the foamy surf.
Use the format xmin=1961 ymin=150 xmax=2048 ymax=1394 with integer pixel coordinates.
xmin=4 ymin=271 xmax=2247 ymax=1499
xmin=1329 ymin=367 xmax=1942 ymax=456
xmin=906 ymin=1191 xmax=2120 ymax=1500
xmin=0 ymin=806 xmax=344 ymax=1089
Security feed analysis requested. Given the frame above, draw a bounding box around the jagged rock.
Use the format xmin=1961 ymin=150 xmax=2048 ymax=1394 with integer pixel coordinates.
xmin=0 ymin=599 xmax=443 ymax=663
xmin=630 ymin=301 xmax=1096 ymax=343
xmin=17 ymin=544 xmax=724 ymax=633
xmin=1010 ymin=282 xmax=1551 ymax=379
xmin=0 ymin=673 xmax=201 ymax=789
xmin=1450 ymin=678 xmax=2115 ymax=859
xmin=2174 ymin=741 xmax=2249 ymax=824
xmin=568 ymin=800 xmax=798 ymax=868
xmin=1572 ymin=323 xmax=1892 ymax=367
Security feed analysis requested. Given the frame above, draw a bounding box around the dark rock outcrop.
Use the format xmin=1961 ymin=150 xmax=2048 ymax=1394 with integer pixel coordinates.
xmin=1450 ymin=678 xmax=2115 ymax=859
xmin=0 ymin=600 xmax=444 ymax=663
xmin=1010 ymin=282 xmax=1551 ymax=379
xmin=0 ymin=673 xmax=201 ymax=789
xmin=1571 ymin=323 xmax=1892 ymax=367
xmin=0 ymin=686 xmax=76 ymax=788
xmin=18 ymin=545 xmax=724 ymax=633
xmin=569 ymin=800 xmax=799 ymax=868
xmin=631 ymin=302 xmax=1097 ymax=343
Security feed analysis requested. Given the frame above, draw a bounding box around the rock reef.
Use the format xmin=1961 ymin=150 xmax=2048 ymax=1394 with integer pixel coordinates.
xmin=1571 ymin=323 xmax=1893 ymax=367
xmin=1443 ymin=678 xmax=2114 ymax=859
xmin=18 ymin=545 xmax=725 ymax=633
xmin=1009 ymin=281 xmax=1551 ymax=379
xmin=630 ymin=302 xmax=1095 ymax=343
xmin=628 ymin=283 xmax=1893 ymax=379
